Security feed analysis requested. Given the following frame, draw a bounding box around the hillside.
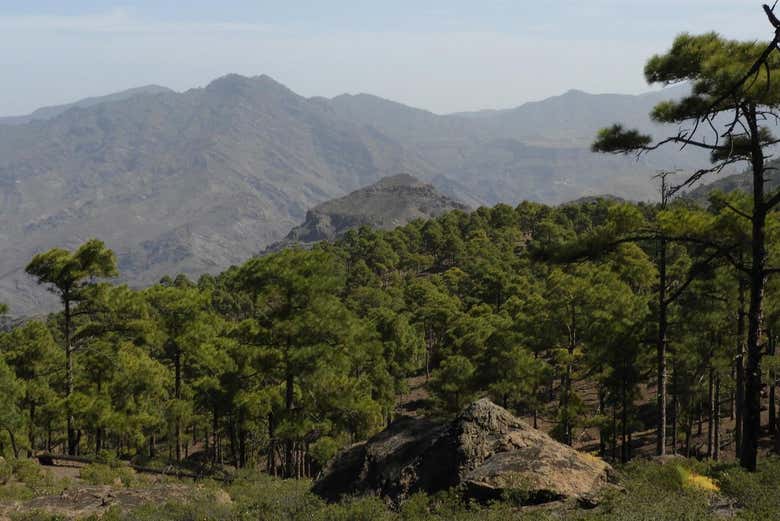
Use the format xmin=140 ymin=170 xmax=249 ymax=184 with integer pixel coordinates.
xmin=686 ymin=158 xmax=780 ymax=203
xmin=0 ymin=85 xmax=174 ymax=126
xmin=0 ymin=74 xmax=709 ymax=315
xmin=269 ymin=174 xmax=469 ymax=250
xmin=0 ymin=74 xmax=433 ymax=314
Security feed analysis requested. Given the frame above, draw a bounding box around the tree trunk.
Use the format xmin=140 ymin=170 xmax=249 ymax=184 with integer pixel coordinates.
xmin=228 ymin=417 xmax=239 ymax=468
xmin=775 ymin=398 xmax=780 ymax=454
xmin=714 ymin=374 xmax=721 ymax=461
xmin=769 ymin=333 xmax=776 ymax=435
xmin=708 ymin=367 xmax=715 ymax=458
xmin=685 ymin=418 xmax=692 ymax=457
xmin=598 ymin=386 xmax=607 ymax=457
xmin=657 ymin=238 xmax=668 ymax=457
xmin=285 ymin=369 xmax=294 ymax=477
xmin=4 ymin=428 xmax=19 ymax=458
xmin=267 ymin=413 xmax=275 ymax=476
xmin=212 ymin=408 xmax=219 ymax=465
xmin=741 ymin=104 xmax=767 ymax=472
xmin=174 ymin=347 xmax=182 ymax=462
xmin=425 ymin=326 xmax=432 ymax=381
xmin=621 ymin=378 xmax=629 ymax=463
xmin=64 ymin=295 xmax=76 ymax=456
xmin=27 ymin=402 xmax=36 ymax=458
xmin=95 ymin=428 xmax=102 ymax=455
xmin=736 ymin=277 xmax=747 ymax=459
xmin=239 ymin=426 xmax=247 ymax=469
xmin=611 ymin=406 xmax=617 ymax=461
xmin=671 ymin=365 xmax=678 ymax=454
xmin=561 ymin=304 xmax=576 ymax=446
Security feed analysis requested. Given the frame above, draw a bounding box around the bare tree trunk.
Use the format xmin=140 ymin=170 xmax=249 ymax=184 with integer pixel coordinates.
xmin=657 ymin=240 xmax=668 ymax=457
xmin=598 ymin=386 xmax=607 ymax=457
xmin=621 ymin=378 xmax=629 ymax=463
xmin=769 ymin=333 xmax=776 ymax=435
xmin=611 ymin=406 xmax=617 ymax=461
xmin=671 ymin=366 xmax=678 ymax=454
xmin=27 ymin=402 xmax=36 ymax=458
xmin=652 ymin=176 xmax=671 ymax=457
xmin=736 ymin=277 xmax=747 ymax=459
xmin=5 ymin=428 xmax=19 ymax=458
xmin=561 ymin=305 xmax=576 ymax=446
xmin=741 ymin=104 xmax=768 ymax=472
xmin=174 ymin=347 xmax=182 ymax=463
xmin=685 ymin=418 xmax=692 ymax=457
xmin=285 ymin=369 xmax=294 ymax=477
xmin=714 ymin=375 xmax=721 ymax=461
xmin=708 ymin=367 xmax=715 ymax=458
xmin=64 ymin=295 xmax=76 ymax=456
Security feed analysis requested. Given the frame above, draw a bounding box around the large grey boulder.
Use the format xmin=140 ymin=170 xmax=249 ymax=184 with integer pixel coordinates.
xmin=313 ymin=399 xmax=614 ymax=505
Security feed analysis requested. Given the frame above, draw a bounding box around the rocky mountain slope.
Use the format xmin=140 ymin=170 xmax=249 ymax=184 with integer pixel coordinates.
xmin=269 ymin=174 xmax=469 ymax=250
xmin=0 ymin=85 xmax=173 ymax=126
xmin=0 ymin=74 xmax=710 ymax=315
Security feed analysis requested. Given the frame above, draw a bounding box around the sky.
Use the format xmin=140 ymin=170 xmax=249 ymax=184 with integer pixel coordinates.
xmin=0 ymin=1 xmax=773 ymax=115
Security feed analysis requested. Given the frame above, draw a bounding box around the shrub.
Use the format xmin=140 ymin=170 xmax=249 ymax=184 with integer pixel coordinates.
xmin=80 ymin=463 xmax=137 ymax=487
xmin=11 ymin=459 xmax=49 ymax=490
xmin=0 ymin=456 xmax=12 ymax=485
xmin=715 ymin=457 xmax=780 ymax=521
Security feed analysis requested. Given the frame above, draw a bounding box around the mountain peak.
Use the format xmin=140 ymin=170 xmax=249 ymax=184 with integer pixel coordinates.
xmin=205 ymin=73 xmax=253 ymax=93
xmin=562 ymin=88 xmax=589 ymax=96
xmin=265 ymin=175 xmax=469 ymax=250
xmin=373 ymin=173 xmax=425 ymax=188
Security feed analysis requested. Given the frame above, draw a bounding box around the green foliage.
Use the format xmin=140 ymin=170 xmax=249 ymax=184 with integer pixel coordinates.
xmin=10 ymin=459 xmax=54 ymax=493
xmin=79 ymin=463 xmax=137 ymax=487
xmin=25 ymin=238 xmax=118 ymax=298
xmin=716 ymin=457 xmax=780 ymax=520
xmin=0 ymin=457 xmax=11 ymax=485
xmin=430 ymin=355 xmax=476 ymax=413
xmin=0 ymin=174 xmax=774 ymax=503
xmin=591 ymin=124 xmax=652 ymax=154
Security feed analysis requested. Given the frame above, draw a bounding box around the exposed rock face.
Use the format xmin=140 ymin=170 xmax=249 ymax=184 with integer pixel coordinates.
xmin=313 ymin=399 xmax=614 ymax=505
xmin=0 ymin=484 xmax=228 ymax=520
xmin=267 ymin=174 xmax=470 ymax=251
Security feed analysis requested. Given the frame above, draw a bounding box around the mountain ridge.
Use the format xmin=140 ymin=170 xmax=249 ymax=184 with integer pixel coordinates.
xmin=0 ymin=85 xmax=174 ymax=126
xmin=0 ymin=73 xmax=712 ymax=315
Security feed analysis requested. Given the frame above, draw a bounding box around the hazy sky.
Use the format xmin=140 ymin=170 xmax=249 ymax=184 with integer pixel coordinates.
xmin=0 ymin=1 xmax=772 ymax=115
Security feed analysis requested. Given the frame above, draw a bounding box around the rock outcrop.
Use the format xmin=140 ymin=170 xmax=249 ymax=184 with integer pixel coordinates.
xmin=266 ymin=174 xmax=470 ymax=252
xmin=313 ymin=399 xmax=614 ymax=505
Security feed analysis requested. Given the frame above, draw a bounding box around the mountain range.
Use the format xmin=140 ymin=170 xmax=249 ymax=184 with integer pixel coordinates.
xmin=0 ymin=74 xmax=710 ymax=315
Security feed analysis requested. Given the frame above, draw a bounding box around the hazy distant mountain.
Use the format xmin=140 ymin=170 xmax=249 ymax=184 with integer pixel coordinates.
xmin=328 ymin=83 xmax=707 ymax=205
xmin=0 ymin=85 xmax=173 ymax=126
xmin=0 ymin=74 xmax=713 ymax=315
xmin=268 ymin=174 xmax=469 ymax=251
xmin=0 ymin=74 xmax=433 ymax=314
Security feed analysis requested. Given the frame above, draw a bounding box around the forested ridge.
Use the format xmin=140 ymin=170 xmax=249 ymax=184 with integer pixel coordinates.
xmin=2 ymin=191 xmax=778 ymax=477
